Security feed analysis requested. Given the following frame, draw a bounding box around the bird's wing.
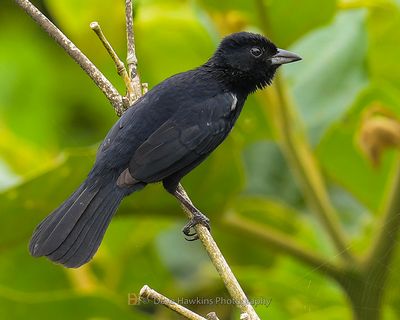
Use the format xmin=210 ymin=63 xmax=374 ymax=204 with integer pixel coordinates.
xmin=129 ymin=92 xmax=237 ymax=182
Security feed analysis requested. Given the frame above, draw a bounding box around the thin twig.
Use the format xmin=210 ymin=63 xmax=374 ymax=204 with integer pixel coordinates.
xmin=14 ymin=0 xmax=125 ymax=115
xmin=90 ymin=22 xmax=133 ymax=98
xmin=140 ymin=285 xmax=208 ymax=320
xmin=125 ymin=0 xmax=142 ymax=103
xmin=176 ymin=185 xmax=261 ymax=320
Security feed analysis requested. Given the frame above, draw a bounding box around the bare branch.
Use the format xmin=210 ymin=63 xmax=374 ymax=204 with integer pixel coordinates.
xmin=125 ymin=0 xmax=142 ymax=103
xmin=14 ymin=0 xmax=125 ymax=115
xmin=90 ymin=21 xmax=133 ymax=99
xmin=176 ymin=185 xmax=261 ymax=320
xmin=140 ymin=285 xmax=208 ymax=320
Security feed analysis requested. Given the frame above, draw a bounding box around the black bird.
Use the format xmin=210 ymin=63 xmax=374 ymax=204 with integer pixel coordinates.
xmin=29 ymin=32 xmax=301 ymax=268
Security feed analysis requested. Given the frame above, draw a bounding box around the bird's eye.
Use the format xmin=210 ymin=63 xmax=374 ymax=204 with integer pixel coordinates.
xmin=250 ymin=47 xmax=262 ymax=57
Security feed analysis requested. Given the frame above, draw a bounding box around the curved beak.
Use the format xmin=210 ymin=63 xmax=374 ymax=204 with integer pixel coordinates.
xmin=270 ymin=48 xmax=302 ymax=65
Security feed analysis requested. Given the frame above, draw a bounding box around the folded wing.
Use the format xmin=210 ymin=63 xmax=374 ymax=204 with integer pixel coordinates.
xmin=129 ymin=93 xmax=235 ymax=183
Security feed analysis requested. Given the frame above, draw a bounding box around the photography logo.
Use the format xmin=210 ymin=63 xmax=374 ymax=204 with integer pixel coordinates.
xmin=128 ymin=293 xmax=271 ymax=307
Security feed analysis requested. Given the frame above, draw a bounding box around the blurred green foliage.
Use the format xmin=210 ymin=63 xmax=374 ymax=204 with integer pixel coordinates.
xmin=1 ymin=0 xmax=400 ymax=319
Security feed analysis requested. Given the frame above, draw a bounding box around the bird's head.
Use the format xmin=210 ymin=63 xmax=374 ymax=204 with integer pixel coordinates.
xmin=206 ymin=32 xmax=301 ymax=94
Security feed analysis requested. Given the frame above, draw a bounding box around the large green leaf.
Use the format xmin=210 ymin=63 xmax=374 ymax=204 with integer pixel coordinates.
xmin=316 ymin=84 xmax=400 ymax=212
xmin=284 ymin=9 xmax=368 ymax=145
xmin=242 ymin=141 xmax=303 ymax=207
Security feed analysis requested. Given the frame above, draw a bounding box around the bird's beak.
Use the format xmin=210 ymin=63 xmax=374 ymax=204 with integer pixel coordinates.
xmin=270 ymin=49 xmax=302 ymax=65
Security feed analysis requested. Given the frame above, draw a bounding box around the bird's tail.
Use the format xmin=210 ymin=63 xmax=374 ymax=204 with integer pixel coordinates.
xmin=29 ymin=179 xmax=130 ymax=268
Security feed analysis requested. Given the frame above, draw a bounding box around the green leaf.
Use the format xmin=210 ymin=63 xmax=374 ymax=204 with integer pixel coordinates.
xmin=316 ymin=84 xmax=400 ymax=211
xmin=242 ymin=141 xmax=303 ymax=207
xmin=155 ymin=224 xmax=210 ymax=289
xmin=284 ymin=9 xmax=368 ymax=144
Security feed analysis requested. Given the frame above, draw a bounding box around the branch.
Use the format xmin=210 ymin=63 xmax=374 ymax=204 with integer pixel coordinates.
xmin=141 ymin=284 xmax=223 ymax=320
xmin=90 ymin=22 xmax=133 ymax=98
xmin=125 ymin=0 xmax=143 ymax=103
xmin=140 ymin=285 xmax=209 ymax=320
xmin=14 ymin=0 xmax=125 ymax=115
xmin=365 ymin=160 xmax=400 ymax=274
xmin=224 ymin=213 xmax=343 ymax=281
xmin=176 ymin=185 xmax=260 ymax=320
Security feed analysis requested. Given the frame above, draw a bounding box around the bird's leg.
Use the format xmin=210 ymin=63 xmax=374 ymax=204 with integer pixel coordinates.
xmin=173 ymin=185 xmax=211 ymax=241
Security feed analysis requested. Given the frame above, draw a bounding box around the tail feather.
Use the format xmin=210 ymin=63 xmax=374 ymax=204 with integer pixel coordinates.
xmin=89 ymin=198 xmax=124 ymax=257
xmin=47 ymin=186 xmax=109 ymax=263
xmin=34 ymin=187 xmax=99 ymax=256
xmin=29 ymin=184 xmax=86 ymax=249
xmin=59 ymin=197 xmax=118 ymax=267
xmin=29 ymin=180 xmax=128 ymax=268
xmin=49 ymin=190 xmax=117 ymax=267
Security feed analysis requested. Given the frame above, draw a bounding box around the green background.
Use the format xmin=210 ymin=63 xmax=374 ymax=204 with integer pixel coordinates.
xmin=1 ymin=0 xmax=400 ymax=319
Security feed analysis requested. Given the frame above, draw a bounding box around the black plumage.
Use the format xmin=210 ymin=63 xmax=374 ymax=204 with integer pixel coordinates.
xmin=29 ymin=32 xmax=301 ymax=268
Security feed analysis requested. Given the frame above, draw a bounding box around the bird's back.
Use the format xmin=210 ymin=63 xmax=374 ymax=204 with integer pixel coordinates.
xmin=91 ymin=68 xmax=225 ymax=177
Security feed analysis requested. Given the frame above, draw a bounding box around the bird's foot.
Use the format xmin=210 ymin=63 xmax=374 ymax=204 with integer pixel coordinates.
xmin=182 ymin=211 xmax=211 ymax=241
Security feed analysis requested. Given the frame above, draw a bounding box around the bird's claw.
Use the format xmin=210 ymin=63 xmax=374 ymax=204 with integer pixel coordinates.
xmin=182 ymin=213 xmax=211 ymax=241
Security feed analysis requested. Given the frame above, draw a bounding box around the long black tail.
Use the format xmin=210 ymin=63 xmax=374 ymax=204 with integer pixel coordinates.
xmin=29 ymin=180 xmax=130 ymax=268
